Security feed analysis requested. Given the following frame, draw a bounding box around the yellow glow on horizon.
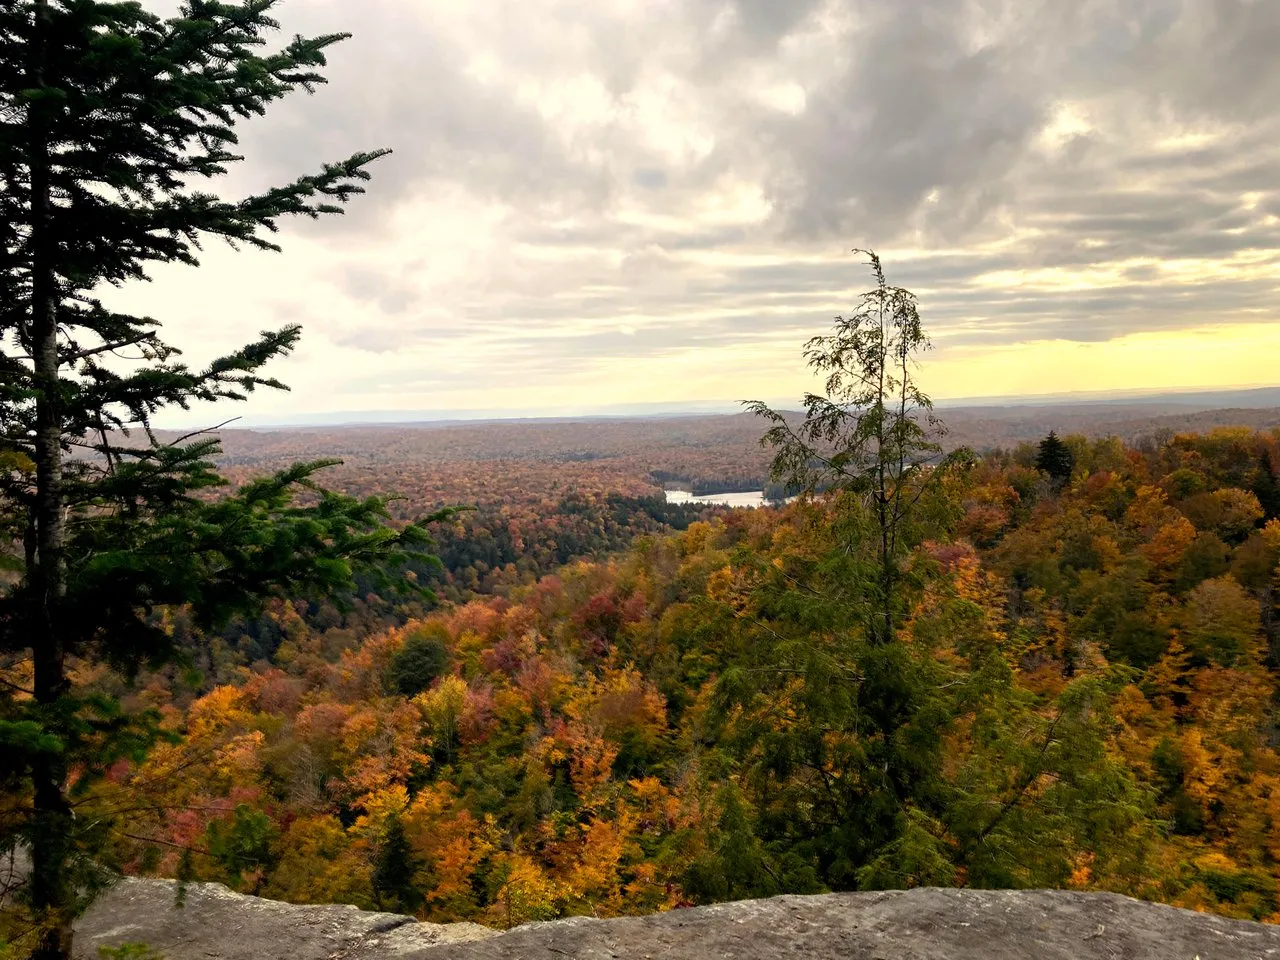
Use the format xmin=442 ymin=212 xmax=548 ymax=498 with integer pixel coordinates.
xmin=924 ymin=321 xmax=1280 ymax=401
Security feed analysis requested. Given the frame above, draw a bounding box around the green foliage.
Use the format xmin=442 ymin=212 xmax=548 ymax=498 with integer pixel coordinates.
xmin=1151 ymin=737 xmax=1205 ymax=835
xmin=1183 ymin=577 xmax=1261 ymax=666
xmin=681 ymin=784 xmax=822 ymax=902
xmin=856 ymin=809 xmax=954 ymax=890
xmin=717 ymin=258 xmax=1158 ymax=897
xmin=1251 ymin=452 xmax=1280 ymax=520
xmin=412 ymin=492 xmax=714 ymax=605
xmin=205 ymin=805 xmax=279 ymax=893
xmin=727 ymin=253 xmax=1133 ymax=896
xmin=1162 ymin=468 xmax=1209 ymax=499
xmin=951 ymin=668 xmax=1149 ymax=888
xmin=745 ymin=250 xmax=957 ymax=647
xmin=386 ymin=629 xmax=451 ymax=697
xmin=1197 ymin=867 xmax=1277 ymax=921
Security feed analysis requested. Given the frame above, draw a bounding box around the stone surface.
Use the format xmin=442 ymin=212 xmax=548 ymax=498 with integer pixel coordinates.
xmin=74 ymin=879 xmax=1280 ymax=960
xmin=73 ymin=878 xmax=495 ymax=959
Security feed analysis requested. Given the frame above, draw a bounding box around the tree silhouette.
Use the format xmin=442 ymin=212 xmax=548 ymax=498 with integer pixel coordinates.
xmin=1036 ymin=431 xmax=1075 ymax=486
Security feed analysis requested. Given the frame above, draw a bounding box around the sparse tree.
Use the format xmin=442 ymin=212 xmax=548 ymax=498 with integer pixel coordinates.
xmin=731 ymin=250 xmax=967 ymax=887
xmin=746 ymin=249 xmax=957 ymax=646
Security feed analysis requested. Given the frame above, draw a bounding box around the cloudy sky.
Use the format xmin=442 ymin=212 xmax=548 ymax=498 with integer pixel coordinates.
xmin=118 ymin=0 xmax=1280 ymax=424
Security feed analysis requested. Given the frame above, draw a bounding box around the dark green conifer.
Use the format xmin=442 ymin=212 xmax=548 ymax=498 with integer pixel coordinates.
xmin=739 ymin=250 xmax=967 ymax=889
xmin=386 ymin=629 xmax=451 ymax=697
xmin=747 ymin=249 xmax=953 ymax=648
xmin=0 ymin=4 xmax=441 ymax=957
xmin=371 ymin=815 xmax=424 ymax=916
xmin=1251 ymin=450 xmax=1280 ymax=521
xmin=1035 ymin=431 xmax=1075 ymax=486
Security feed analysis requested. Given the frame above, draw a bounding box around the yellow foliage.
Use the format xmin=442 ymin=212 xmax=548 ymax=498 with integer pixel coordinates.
xmin=1261 ymin=519 xmax=1280 ymax=552
xmin=566 ymin=814 xmax=632 ymax=904
xmin=1125 ymin=485 xmax=1171 ymax=533
xmin=1193 ymin=851 xmax=1238 ymax=873
xmin=264 ymin=815 xmax=372 ymax=907
xmin=490 ymin=853 xmax=561 ymax=927
xmin=1140 ymin=516 xmax=1197 ymax=574
xmin=680 ymin=521 xmax=713 ymax=557
xmin=415 ymin=674 xmax=468 ymax=739
xmin=1179 ymin=728 xmax=1225 ymax=818
xmin=187 ymin=685 xmax=255 ymax=737
xmin=352 ymin=784 xmax=409 ymax=834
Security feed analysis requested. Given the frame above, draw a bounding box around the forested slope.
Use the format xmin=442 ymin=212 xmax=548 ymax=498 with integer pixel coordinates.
xmin=60 ymin=425 xmax=1280 ymax=927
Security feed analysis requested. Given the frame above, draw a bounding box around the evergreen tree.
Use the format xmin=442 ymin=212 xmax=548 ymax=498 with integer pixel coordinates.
xmin=204 ymin=804 xmax=279 ymax=893
xmin=0 ymin=4 xmax=441 ymax=957
xmin=385 ymin=629 xmax=450 ymax=697
xmin=371 ymin=815 xmax=424 ymax=916
xmin=1251 ymin=450 xmax=1280 ymax=521
xmin=746 ymin=250 xmax=953 ymax=648
xmin=1035 ymin=431 xmax=1074 ymax=486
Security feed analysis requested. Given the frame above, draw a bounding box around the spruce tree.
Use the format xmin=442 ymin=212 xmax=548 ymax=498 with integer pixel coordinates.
xmin=1035 ymin=431 xmax=1074 ymax=486
xmin=370 ymin=815 xmax=424 ymax=916
xmin=1251 ymin=450 xmax=1280 ymax=521
xmin=0 ymin=4 xmax=439 ymax=957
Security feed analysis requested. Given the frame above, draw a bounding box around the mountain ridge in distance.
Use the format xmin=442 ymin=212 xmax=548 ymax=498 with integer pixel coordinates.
xmin=222 ymin=384 xmax=1280 ymax=430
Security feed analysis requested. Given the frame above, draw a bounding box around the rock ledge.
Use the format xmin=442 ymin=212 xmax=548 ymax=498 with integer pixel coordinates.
xmin=75 ymin=878 xmax=1280 ymax=960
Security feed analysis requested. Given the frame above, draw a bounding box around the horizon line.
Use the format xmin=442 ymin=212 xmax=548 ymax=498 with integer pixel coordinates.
xmin=152 ymin=382 xmax=1280 ymax=431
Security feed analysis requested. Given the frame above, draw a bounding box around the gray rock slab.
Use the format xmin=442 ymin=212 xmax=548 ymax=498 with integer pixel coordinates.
xmin=74 ymin=879 xmax=1280 ymax=960
xmin=419 ymin=888 xmax=1280 ymax=960
xmin=73 ymin=878 xmax=495 ymax=960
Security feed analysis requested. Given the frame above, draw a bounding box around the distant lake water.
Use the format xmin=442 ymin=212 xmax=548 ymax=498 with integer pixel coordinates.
xmin=664 ymin=489 xmax=773 ymax=509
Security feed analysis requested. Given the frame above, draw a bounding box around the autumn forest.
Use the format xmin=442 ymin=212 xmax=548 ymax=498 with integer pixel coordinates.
xmin=5 ymin=4 xmax=1280 ymax=960
xmin=29 ymin=413 xmax=1280 ymax=928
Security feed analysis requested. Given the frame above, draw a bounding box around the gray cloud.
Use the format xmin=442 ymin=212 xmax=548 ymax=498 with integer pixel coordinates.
xmin=140 ymin=0 xmax=1280 ymax=408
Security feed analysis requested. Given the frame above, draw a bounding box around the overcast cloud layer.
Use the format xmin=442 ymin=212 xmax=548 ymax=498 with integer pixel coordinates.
xmin=119 ymin=0 xmax=1280 ymax=423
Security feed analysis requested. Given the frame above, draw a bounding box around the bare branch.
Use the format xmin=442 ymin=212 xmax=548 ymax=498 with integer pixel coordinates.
xmin=170 ymin=416 xmax=242 ymax=446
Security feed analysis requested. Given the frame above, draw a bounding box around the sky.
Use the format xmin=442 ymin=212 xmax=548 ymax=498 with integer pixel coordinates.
xmin=114 ymin=0 xmax=1280 ymax=426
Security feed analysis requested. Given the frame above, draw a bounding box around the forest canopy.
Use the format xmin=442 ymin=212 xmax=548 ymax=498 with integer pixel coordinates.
xmin=39 ymin=423 xmax=1280 ymax=926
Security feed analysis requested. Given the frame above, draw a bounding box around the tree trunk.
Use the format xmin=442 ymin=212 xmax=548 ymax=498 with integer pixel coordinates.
xmin=28 ymin=2 xmax=74 ymax=958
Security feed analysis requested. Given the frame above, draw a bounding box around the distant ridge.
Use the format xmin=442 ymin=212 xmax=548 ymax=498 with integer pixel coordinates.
xmin=936 ymin=385 xmax=1280 ymax=411
xmin=183 ymin=384 xmax=1280 ymax=430
xmin=238 ymin=401 xmax=751 ymax=429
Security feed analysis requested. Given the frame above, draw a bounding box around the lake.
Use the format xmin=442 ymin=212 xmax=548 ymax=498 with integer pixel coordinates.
xmin=663 ymin=489 xmax=774 ymax=509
